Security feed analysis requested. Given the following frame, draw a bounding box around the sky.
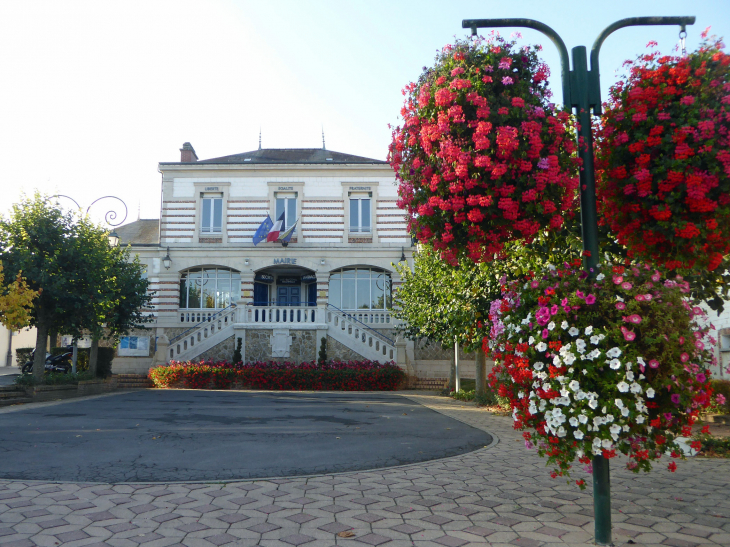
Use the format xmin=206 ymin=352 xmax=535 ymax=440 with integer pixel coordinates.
xmin=0 ymin=0 xmax=727 ymax=227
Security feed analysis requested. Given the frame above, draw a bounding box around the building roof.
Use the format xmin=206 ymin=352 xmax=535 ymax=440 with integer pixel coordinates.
xmin=161 ymin=148 xmax=388 ymax=166
xmin=116 ymin=219 xmax=160 ymax=246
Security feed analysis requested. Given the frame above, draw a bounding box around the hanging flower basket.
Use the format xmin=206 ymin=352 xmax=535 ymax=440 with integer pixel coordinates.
xmin=596 ymin=34 xmax=730 ymax=272
xmin=485 ymin=261 xmax=721 ymax=486
xmin=389 ymin=35 xmax=579 ymax=265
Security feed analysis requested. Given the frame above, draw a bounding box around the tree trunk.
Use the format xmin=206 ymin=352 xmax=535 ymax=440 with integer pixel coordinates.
xmin=89 ymin=338 xmax=99 ymax=377
xmin=475 ymin=346 xmax=487 ymax=396
xmin=449 ymin=354 xmax=455 ymax=392
xmin=33 ymin=321 xmax=49 ymax=379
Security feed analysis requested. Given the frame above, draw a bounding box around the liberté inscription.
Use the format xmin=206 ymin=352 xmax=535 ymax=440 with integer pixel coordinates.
xmin=273 ymin=258 xmax=297 ymax=264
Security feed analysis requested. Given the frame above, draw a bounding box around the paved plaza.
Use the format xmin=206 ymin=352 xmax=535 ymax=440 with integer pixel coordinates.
xmin=0 ymin=392 xmax=728 ymax=547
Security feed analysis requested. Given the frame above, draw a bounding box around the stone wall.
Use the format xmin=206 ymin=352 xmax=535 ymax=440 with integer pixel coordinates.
xmin=290 ymin=330 xmax=316 ymax=363
xmin=246 ymin=329 xmax=273 ymax=362
xmin=326 ymin=335 xmax=366 ymax=362
xmin=196 ymin=334 xmax=236 ymax=363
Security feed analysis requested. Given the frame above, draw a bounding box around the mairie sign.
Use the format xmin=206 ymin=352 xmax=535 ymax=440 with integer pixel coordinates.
xmin=273 ymin=258 xmax=297 ymax=265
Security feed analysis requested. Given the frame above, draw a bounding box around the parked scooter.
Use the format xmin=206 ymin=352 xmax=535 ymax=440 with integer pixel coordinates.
xmin=21 ymin=346 xmax=73 ymax=374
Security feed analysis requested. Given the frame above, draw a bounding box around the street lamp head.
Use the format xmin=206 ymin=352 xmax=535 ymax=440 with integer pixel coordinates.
xmin=400 ymin=247 xmax=406 ymax=263
xmin=162 ymin=247 xmax=172 ymax=270
xmin=108 ymin=230 xmax=120 ymax=248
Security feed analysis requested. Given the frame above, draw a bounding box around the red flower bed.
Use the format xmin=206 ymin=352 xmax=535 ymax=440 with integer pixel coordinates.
xmin=596 ymin=33 xmax=730 ymax=272
xmin=148 ymin=360 xmax=405 ymax=391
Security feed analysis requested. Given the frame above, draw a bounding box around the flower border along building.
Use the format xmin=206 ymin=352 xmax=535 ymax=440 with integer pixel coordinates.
xmin=113 ymin=142 xmax=423 ymax=375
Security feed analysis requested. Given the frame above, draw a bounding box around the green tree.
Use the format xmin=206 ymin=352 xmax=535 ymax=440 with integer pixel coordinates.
xmin=66 ymin=214 xmax=153 ymax=376
xmin=0 ymin=194 xmax=152 ymax=378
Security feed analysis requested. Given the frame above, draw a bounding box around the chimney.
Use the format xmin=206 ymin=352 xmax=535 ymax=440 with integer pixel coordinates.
xmin=180 ymin=142 xmax=198 ymax=163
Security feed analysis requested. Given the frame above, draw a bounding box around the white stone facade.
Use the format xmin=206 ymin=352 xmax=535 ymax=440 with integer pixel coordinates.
xmin=113 ymin=145 xmax=416 ymax=375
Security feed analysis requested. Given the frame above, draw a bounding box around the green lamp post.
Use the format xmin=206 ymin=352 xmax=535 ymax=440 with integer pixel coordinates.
xmin=461 ymin=16 xmax=695 ymax=546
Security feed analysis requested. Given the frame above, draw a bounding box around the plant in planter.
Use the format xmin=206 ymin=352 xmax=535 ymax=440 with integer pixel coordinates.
xmin=388 ymin=35 xmax=579 ymax=265
xmin=486 ymin=260 xmax=722 ymax=486
xmin=596 ymin=32 xmax=730 ymax=274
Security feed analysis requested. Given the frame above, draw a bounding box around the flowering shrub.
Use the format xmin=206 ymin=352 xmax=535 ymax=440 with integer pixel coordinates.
xmin=596 ymin=33 xmax=730 ymax=272
xmin=486 ymin=260 xmax=721 ymax=487
xmin=388 ymin=35 xmax=579 ymax=265
xmin=148 ymin=360 xmax=405 ymax=391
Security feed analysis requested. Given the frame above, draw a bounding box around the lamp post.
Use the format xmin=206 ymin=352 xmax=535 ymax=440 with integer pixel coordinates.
xmin=461 ymin=16 xmax=695 ymax=546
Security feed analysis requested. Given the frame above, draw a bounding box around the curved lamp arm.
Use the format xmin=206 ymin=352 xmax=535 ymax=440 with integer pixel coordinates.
xmin=590 ymin=16 xmax=695 ymax=114
xmin=86 ymin=196 xmax=128 ymax=227
xmin=463 ymin=18 xmax=572 ymax=106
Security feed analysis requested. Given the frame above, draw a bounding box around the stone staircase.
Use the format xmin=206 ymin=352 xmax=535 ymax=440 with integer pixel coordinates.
xmin=115 ymin=374 xmax=153 ymax=389
xmin=0 ymin=385 xmax=32 ymax=407
xmin=168 ymin=305 xmax=237 ymax=363
xmin=325 ymin=307 xmax=397 ymax=363
xmin=410 ymin=377 xmax=448 ymax=391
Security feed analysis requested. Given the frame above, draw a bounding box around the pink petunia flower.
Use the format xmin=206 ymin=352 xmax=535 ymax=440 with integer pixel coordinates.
xmin=576 ymin=290 xmax=585 ymax=299
xmin=621 ymin=326 xmax=636 ymax=341
xmin=502 ymin=76 xmax=514 ymax=85
xmin=649 ymin=360 xmax=659 ymax=369
xmin=530 ymin=280 xmax=539 ymax=288
xmin=679 ymin=336 xmax=685 ymax=345
xmin=621 ymin=282 xmax=633 ymax=290
xmin=643 ymin=294 xmax=652 ymax=301
xmin=616 ymin=302 xmax=626 ymax=310
xmin=696 ymin=373 xmax=706 ymax=383
xmin=585 ymin=294 xmax=596 ymax=305
xmin=635 ymin=295 xmax=645 ymax=302
xmin=695 ymin=340 xmax=705 ymax=351
xmin=671 ymin=394 xmax=681 ymax=404
xmin=680 ymin=353 xmax=689 ymax=363
xmin=542 ymin=329 xmax=549 ymax=339
xmin=623 ymin=314 xmax=642 ymax=324
xmin=613 ymin=276 xmax=624 ymax=284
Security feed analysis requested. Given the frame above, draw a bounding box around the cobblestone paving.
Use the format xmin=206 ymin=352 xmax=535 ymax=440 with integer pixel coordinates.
xmin=0 ymin=394 xmax=728 ymax=547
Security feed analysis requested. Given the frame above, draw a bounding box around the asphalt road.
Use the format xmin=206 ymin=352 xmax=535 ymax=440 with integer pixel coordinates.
xmin=0 ymin=391 xmax=492 ymax=483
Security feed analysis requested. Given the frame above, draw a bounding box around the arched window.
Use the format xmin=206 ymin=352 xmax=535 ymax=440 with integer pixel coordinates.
xmin=328 ymin=267 xmax=391 ymax=310
xmin=179 ymin=267 xmax=241 ymax=309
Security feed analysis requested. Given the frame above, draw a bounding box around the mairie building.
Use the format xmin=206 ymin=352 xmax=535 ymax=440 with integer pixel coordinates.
xmin=112 ymin=142 xmax=473 ymax=382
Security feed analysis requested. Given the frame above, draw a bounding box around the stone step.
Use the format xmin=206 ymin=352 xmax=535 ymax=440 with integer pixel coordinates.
xmin=0 ymin=393 xmax=32 ymax=407
xmin=411 ymin=378 xmax=448 ymax=390
xmin=114 ymin=374 xmax=153 ymax=389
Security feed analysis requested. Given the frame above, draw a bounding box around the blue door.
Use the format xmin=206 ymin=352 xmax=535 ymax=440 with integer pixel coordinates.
xmin=277 ymin=286 xmax=301 ymax=306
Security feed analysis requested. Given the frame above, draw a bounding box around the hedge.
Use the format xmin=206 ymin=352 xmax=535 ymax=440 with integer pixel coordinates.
xmin=149 ymin=359 xmax=406 ymax=391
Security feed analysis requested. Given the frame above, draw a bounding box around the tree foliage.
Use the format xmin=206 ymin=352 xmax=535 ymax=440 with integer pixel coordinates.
xmin=0 ymin=262 xmax=39 ymax=331
xmin=0 ymin=193 xmax=152 ymax=377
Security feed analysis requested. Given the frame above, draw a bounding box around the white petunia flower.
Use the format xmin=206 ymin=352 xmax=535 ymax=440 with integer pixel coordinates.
xmin=568 ymin=380 xmax=580 ymax=392
xmin=609 ymin=359 xmax=622 ymax=370
xmin=528 ymin=336 xmax=535 ymax=345
xmin=630 ymin=383 xmax=642 ymax=394
xmin=585 ymin=326 xmax=593 ymax=335
xmin=590 ymin=335 xmax=601 ymax=345
xmin=621 ymin=407 xmax=630 ymax=417
xmin=561 ymin=321 xmax=569 ymax=329
xmin=636 ymin=416 xmax=645 ymax=424
xmin=582 ymin=369 xmax=588 ymax=375
xmin=646 ymin=388 xmax=655 ymax=398
xmin=569 ymin=417 xmax=579 ymax=427
xmin=563 ymin=353 xmax=576 ymax=365
xmin=547 ymin=321 xmax=555 ymax=331
xmin=606 ymin=347 xmax=622 ymax=358
xmin=569 ymin=327 xmax=579 ymax=337
xmin=588 ymin=399 xmax=598 ymax=409
xmin=616 ymin=295 xmax=624 ymax=302
xmin=574 ymin=430 xmax=585 ymax=440
xmin=617 ymin=381 xmax=630 ymax=393
xmin=636 ymin=356 xmax=646 ymax=368
xmin=536 ymin=342 xmax=547 ymax=352
xmin=615 ymin=398 xmax=624 ymax=408
xmin=626 ymin=370 xmax=635 ymax=381
xmin=533 ymin=361 xmax=544 ymax=371
xmin=578 ymin=414 xmax=588 ymax=424
xmin=596 ymin=273 xmax=605 ymax=281
xmin=601 ymin=438 xmax=613 ymax=449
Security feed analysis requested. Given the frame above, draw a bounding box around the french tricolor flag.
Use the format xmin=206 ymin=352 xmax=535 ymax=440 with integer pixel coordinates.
xmin=266 ymin=212 xmax=285 ymax=242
